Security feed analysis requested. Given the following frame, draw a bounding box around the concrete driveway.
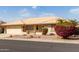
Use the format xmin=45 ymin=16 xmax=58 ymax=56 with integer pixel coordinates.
xmin=0 ymin=40 xmax=79 ymax=52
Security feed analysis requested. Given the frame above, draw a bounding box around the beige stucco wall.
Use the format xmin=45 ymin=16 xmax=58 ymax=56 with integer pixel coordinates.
xmin=6 ymin=25 xmax=24 ymax=35
xmin=4 ymin=24 xmax=56 ymax=35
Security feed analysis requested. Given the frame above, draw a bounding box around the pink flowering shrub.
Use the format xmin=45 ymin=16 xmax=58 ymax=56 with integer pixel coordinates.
xmin=54 ymin=19 xmax=77 ymax=39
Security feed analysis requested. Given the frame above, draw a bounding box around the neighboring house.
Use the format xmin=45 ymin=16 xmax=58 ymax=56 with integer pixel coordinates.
xmin=1 ymin=17 xmax=61 ymax=35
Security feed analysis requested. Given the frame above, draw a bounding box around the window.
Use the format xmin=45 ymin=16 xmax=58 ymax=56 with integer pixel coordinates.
xmin=26 ymin=25 xmax=34 ymax=30
xmin=36 ymin=25 xmax=44 ymax=32
xmin=23 ymin=25 xmax=34 ymax=32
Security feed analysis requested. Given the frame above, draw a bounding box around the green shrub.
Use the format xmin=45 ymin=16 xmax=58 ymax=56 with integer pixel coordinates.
xmin=42 ymin=27 xmax=48 ymax=35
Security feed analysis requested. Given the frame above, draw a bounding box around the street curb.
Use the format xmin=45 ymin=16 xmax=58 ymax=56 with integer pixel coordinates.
xmin=0 ymin=38 xmax=79 ymax=44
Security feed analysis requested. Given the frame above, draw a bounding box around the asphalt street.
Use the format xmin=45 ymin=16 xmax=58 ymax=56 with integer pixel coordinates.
xmin=0 ymin=40 xmax=79 ymax=52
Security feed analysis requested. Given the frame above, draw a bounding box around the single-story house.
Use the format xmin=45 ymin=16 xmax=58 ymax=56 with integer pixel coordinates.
xmin=1 ymin=17 xmax=61 ymax=35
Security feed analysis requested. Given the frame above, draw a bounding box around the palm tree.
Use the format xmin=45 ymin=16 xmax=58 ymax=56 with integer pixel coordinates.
xmin=68 ymin=19 xmax=78 ymax=26
xmin=56 ymin=19 xmax=63 ymax=24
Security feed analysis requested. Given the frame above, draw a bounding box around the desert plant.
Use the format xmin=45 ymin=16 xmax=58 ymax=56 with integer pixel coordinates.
xmin=42 ymin=27 xmax=48 ymax=35
xmin=54 ymin=19 xmax=77 ymax=39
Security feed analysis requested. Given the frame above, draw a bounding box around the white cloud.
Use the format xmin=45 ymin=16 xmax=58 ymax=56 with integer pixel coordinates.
xmin=70 ymin=8 xmax=79 ymax=14
xmin=32 ymin=6 xmax=38 ymax=9
xmin=0 ymin=16 xmax=7 ymax=21
xmin=19 ymin=8 xmax=55 ymax=19
xmin=19 ymin=8 xmax=31 ymax=17
xmin=39 ymin=13 xmax=55 ymax=17
xmin=19 ymin=8 xmax=28 ymax=14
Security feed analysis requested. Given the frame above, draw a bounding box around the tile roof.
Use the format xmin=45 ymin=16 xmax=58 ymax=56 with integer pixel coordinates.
xmin=2 ymin=17 xmax=61 ymax=26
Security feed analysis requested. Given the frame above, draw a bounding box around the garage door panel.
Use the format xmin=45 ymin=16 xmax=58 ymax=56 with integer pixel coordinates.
xmin=7 ymin=29 xmax=23 ymax=35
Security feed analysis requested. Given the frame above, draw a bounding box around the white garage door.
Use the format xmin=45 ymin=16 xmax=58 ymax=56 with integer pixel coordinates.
xmin=6 ymin=26 xmax=23 ymax=35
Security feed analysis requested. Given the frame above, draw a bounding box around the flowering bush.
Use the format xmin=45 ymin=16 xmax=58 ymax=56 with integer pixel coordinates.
xmin=54 ymin=19 xmax=77 ymax=39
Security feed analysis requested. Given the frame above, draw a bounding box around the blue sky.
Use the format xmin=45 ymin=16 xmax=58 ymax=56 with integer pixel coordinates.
xmin=0 ymin=6 xmax=79 ymax=22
